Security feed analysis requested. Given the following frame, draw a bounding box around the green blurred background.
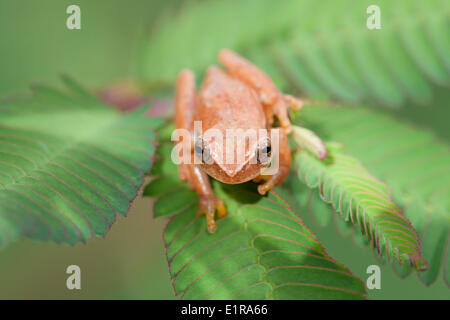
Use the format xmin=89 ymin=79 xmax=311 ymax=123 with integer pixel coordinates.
xmin=0 ymin=0 xmax=448 ymax=299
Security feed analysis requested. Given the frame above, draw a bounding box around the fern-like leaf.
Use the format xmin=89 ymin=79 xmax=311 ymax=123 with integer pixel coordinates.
xmin=137 ymin=0 xmax=449 ymax=107
xmin=293 ymin=142 xmax=427 ymax=271
xmin=0 ymin=77 xmax=162 ymax=246
xmin=296 ymin=105 xmax=450 ymax=286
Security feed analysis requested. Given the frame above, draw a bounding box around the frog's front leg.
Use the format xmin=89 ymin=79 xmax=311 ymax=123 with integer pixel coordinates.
xmin=188 ymin=165 xmax=227 ymax=233
xmin=219 ymin=49 xmax=308 ymax=132
xmin=175 ymin=69 xmax=227 ymax=233
xmin=254 ymin=128 xmax=291 ymax=195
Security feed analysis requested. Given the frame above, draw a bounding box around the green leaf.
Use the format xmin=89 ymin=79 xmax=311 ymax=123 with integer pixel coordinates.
xmin=137 ymin=0 xmax=449 ymax=107
xmin=297 ymin=105 xmax=450 ymax=286
xmin=0 ymin=78 xmax=162 ymax=247
xmin=144 ymin=136 xmax=367 ymax=300
xmin=293 ymin=142 xmax=427 ymax=271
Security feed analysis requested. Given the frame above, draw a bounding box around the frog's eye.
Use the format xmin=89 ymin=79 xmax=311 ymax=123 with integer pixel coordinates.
xmin=256 ymin=142 xmax=272 ymax=165
xmin=194 ymin=140 xmax=203 ymax=155
xmin=194 ymin=139 xmax=212 ymax=164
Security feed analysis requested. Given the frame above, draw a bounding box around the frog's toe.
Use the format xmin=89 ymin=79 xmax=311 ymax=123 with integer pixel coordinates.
xmin=282 ymin=123 xmax=293 ymax=134
xmin=283 ymin=94 xmax=309 ymax=110
xmin=216 ymin=198 xmax=227 ymax=218
xmin=207 ymin=223 xmax=217 ymax=234
xmin=257 ymin=180 xmax=275 ymax=195
xmin=197 ymin=195 xmax=227 ymax=233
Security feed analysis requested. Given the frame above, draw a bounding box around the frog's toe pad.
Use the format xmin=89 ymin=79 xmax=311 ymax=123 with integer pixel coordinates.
xmin=257 ymin=182 xmax=272 ymax=195
xmin=197 ymin=195 xmax=227 ymax=233
xmin=216 ymin=198 xmax=227 ymax=218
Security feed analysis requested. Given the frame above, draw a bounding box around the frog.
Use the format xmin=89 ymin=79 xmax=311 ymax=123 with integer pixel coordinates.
xmin=174 ymin=49 xmax=311 ymax=233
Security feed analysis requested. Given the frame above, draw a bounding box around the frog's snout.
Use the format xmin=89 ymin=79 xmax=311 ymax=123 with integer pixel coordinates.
xmin=202 ymin=160 xmax=267 ymax=185
xmin=220 ymin=163 xmax=244 ymax=177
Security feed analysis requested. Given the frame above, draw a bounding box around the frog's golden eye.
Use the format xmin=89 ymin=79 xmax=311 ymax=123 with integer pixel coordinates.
xmin=256 ymin=142 xmax=272 ymax=165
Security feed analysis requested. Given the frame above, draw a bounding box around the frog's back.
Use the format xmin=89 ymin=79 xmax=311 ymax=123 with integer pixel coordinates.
xmin=196 ymin=66 xmax=266 ymax=131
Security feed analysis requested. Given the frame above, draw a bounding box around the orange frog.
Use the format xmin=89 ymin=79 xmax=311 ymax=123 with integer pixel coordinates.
xmin=175 ymin=49 xmax=312 ymax=233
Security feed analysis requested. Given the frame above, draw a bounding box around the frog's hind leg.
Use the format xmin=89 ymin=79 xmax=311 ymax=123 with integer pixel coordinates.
xmin=175 ymin=70 xmax=196 ymax=184
xmin=175 ymin=69 xmax=227 ymax=233
xmin=218 ymin=49 xmax=310 ymax=133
